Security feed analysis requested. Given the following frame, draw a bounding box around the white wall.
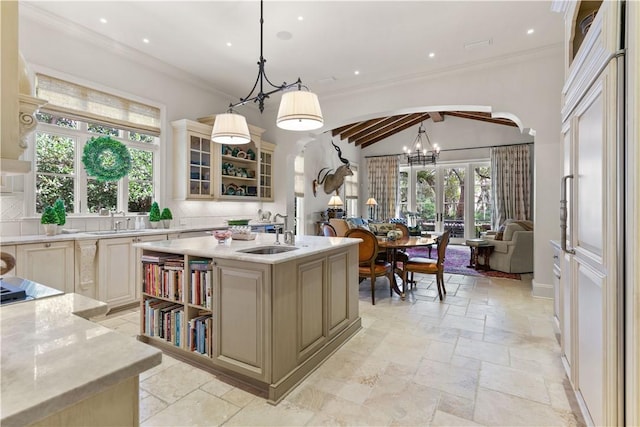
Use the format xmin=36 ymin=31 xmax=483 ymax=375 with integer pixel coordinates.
xmin=10 ymin=7 xmax=564 ymax=289
xmin=259 ymin=47 xmax=564 ymax=290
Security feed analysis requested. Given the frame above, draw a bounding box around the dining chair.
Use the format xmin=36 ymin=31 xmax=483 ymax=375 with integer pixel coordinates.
xmin=345 ymin=228 xmax=393 ymax=305
xmin=322 ymin=223 xmax=337 ymax=236
xmin=402 ymin=230 xmax=450 ymax=300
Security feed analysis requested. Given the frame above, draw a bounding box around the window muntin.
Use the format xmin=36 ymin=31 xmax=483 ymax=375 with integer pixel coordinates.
xmin=34 ymin=115 xmax=158 ymax=214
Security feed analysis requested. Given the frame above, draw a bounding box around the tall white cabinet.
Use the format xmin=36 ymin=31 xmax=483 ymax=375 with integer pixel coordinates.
xmin=557 ymin=1 xmax=623 ymax=425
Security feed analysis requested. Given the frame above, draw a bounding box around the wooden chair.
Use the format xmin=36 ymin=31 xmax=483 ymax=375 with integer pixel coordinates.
xmin=322 ymin=223 xmax=337 ymax=236
xmin=345 ymin=228 xmax=393 ymax=305
xmin=402 ymin=230 xmax=450 ymax=300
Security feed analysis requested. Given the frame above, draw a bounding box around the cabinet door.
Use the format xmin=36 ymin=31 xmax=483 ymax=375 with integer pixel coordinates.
xmin=260 ymin=146 xmax=273 ymax=201
xmin=16 ymin=241 xmax=74 ymax=293
xmin=98 ymin=237 xmax=136 ymax=310
xmin=214 ymin=261 xmax=270 ymax=380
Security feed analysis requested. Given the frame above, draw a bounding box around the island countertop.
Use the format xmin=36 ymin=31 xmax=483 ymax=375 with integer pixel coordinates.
xmin=134 ymin=233 xmax=360 ymax=264
xmin=0 ymin=293 xmax=162 ymax=427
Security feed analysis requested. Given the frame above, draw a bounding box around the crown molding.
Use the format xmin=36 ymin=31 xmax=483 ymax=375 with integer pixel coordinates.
xmin=320 ymin=43 xmax=564 ymax=102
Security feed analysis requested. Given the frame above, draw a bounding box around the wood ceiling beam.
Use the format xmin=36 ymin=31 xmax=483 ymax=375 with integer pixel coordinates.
xmin=359 ymin=113 xmax=430 ymax=148
xmin=347 ymin=114 xmax=412 ymax=144
xmin=429 ymin=111 xmax=444 ymax=122
xmin=331 ymin=123 xmax=358 ymax=137
xmin=338 ymin=118 xmax=388 ymax=140
xmin=444 ymin=111 xmax=517 ymax=127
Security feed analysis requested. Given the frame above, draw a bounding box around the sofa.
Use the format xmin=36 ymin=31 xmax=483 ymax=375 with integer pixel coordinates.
xmin=486 ymin=220 xmax=534 ymax=273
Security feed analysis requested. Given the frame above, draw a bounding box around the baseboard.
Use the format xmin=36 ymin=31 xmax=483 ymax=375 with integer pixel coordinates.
xmin=531 ymin=279 xmax=554 ymax=298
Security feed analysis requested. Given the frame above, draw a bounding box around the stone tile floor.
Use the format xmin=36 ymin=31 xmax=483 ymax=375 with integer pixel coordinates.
xmin=97 ymin=273 xmax=586 ymax=426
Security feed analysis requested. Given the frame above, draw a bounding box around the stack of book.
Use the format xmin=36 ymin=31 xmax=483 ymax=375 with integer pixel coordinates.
xmin=142 ymin=255 xmax=184 ymax=302
xmin=190 ymin=260 xmax=212 ymax=309
xmin=143 ymin=298 xmax=183 ymax=347
xmin=188 ymin=313 xmax=212 ymax=356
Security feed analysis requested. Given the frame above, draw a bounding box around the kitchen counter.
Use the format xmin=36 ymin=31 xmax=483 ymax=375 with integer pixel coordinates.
xmin=0 ymin=293 xmax=162 ymax=426
xmin=134 ymin=233 xmax=359 ymax=264
xmin=135 ymin=233 xmax=361 ymax=403
xmin=0 ymin=222 xmax=278 ymax=245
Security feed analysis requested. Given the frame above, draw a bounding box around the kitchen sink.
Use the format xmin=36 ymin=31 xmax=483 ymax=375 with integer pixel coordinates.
xmin=237 ymin=246 xmax=299 ymax=255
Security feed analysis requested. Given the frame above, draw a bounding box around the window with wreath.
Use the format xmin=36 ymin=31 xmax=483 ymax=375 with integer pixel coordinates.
xmin=34 ymin=74 xmax=160 ymax=214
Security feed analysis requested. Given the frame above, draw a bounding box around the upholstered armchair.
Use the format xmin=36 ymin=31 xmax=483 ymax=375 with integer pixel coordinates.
xmin=487 ymin=221 xmax=534 ymax=273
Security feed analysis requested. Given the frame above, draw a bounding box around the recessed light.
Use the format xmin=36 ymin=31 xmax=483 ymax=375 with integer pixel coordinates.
xmin=354 ymin=70 xmax=360 ymax=75
xmin=226 ymin=42 xmax=232 ymax=47
xmin=99 ymin=18 xmax=107 ymax=24
xmin=142 ymin=38 xmax=150 ymax=44
xmin=298 ymin=16 xmax=304 ymax=21
xmin=428 ymin=52 xmax=435 ymax=58
xmin=527 ymin=28 xmax=535 ymax=35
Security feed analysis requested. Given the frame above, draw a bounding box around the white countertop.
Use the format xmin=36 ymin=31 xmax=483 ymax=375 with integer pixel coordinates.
xmin=0 ymin=293 xmax=162 ymax=427
xmin=134 ymin=234 xmax=360 ymax=264
xmin=0 ymin=223 xmax=278 ymax=245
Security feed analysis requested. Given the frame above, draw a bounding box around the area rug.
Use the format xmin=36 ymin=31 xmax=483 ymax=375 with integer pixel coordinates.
xmin=406 ymin=244 xmax=522 ymax=280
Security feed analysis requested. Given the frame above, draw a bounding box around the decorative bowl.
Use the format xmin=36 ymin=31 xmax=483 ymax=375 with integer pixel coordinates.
xmin=213 ymin=230 xmax=232 ymax=243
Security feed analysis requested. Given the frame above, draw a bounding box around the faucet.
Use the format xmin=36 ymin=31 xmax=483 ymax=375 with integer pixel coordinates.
xmin=273 ymin=213 xmax=288 ymax=245
xmin=110 ymin=210 xmax=126 ymax=231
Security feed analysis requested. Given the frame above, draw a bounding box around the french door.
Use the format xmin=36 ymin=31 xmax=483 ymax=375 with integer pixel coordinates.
xmin=402 ymin=163 xmax=490 ymax=244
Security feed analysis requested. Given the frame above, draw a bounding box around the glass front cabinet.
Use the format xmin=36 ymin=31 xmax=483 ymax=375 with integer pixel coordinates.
xmin=172 ymin=118 xmax=275 ymax=201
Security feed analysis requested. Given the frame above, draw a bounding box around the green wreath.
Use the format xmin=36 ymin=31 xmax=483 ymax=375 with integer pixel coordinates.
xmin=82 ymin=136 xmax=132 ymax=182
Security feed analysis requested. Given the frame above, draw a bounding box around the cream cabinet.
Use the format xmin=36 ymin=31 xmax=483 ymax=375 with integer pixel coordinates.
xmin=138 ymin=242 xmax=359 ymax=403
xmin=172 ymin=118 xmax=275 ymax=201
xmin=558 ymin=1 xmax=623 ymax=425
xmin=259 ymin=140 xmax=274 ymax=201
xmin=98 ymin=234 xmax=166 ymax=310
xmin=15 ymin=241 xmax=75 ymax=293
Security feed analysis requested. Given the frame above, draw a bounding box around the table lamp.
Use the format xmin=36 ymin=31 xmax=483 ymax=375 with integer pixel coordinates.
xmin=327 ymin=195 xmax=344 ymax=219
xmin=366 ymin=197 xmax=378 ymax=220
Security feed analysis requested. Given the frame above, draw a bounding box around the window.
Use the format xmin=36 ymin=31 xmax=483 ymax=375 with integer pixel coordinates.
xmin=34 ymin=113 xmax=158 ymax=214
xmin=344 ymin=163 xmax=358 ymax=217
xmin=473 ymin=165 xmax=492 ymax=235
xmin=34 ymin=74 xmax=160 ymax=215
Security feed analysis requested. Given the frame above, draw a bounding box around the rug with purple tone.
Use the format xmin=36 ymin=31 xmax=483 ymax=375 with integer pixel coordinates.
xmin=406 ymin=244 xmax=522 ymax=280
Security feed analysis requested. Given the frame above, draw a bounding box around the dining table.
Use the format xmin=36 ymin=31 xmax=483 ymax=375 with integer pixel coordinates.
xmin=377 ymin=235 xmax=437 ymax=298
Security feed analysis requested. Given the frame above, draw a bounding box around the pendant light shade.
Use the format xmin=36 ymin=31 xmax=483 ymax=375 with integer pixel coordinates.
xmin=276 ymin=90 xmax=324 ymax=131
xmin=211 ymin=113 xmax=251 ymax=145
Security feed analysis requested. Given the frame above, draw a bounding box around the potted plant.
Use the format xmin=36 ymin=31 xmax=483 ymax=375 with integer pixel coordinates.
xmin=54 ymin=198 xmax=66 ymax=233
xmin=41 ymin=206 xmax=59 ymax=236
xmin=149 ymin=202 xmax=161 ymax=228
xmin=160 ymin=208 xmax=173 ymax=229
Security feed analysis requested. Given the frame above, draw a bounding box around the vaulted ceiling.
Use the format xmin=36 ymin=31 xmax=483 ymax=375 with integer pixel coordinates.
xmin=331 ymin=111 xmax=518 ymax=148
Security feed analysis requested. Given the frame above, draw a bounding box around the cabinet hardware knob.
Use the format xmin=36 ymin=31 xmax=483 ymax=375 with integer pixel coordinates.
xmin=45 ymin=243 xmax=51 ymax=248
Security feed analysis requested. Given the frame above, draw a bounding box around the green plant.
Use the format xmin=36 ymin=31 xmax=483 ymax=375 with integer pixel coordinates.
xmin=41 ymin=206 xmax=59 ymax=225
xmin=149 ymin=202 xmax=161 ymax=222
xmin=54 ymin=198 xmax=66 ymax=226
xmin=82 ymin=136 xmax=132 ymax=182
xmin=160 ymin=208 xmax=173 ymax=220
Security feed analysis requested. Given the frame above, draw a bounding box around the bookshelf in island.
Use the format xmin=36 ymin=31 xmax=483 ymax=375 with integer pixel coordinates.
xmin=134 ymin=233 xmax=361 ymax=403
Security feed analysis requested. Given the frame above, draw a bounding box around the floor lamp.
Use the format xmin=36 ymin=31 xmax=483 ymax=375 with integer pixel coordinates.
xmin=366 ymin=198 xmax=378 ymax=221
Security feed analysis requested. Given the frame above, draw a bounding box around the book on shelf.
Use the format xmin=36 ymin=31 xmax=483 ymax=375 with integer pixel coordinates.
xmin=189 ymin=259 xmax=212 ymax=271
xmin=141 ymin=252 xmax=176 ymax=263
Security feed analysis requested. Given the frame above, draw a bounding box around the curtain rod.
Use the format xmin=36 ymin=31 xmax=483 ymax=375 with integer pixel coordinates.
xmin=364 ymin=142 xmax=533 ymax=158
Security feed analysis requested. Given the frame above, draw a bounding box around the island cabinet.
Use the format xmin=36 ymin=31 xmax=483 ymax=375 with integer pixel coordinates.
xmin=15 ymin=240 xmax=74 ymax=293
xmin=98 ymin=234 xmax=167 ymax=311
xmin=136 ymin=235 xmax=360 ymax=403
xmin=172 ymin=118 xmax=275 ymax=201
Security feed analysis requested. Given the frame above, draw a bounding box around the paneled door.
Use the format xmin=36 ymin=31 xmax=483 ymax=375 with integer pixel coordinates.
xmin=408 ymin=165 xmax=468 ymax=244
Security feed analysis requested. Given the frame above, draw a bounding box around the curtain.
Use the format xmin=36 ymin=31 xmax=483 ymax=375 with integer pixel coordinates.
xmin=367 ymin=156 xmax=398 ymax=221
xmin=491 ymin=145 xmax=532 ymax=229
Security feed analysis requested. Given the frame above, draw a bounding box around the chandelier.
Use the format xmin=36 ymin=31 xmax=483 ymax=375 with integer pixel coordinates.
xmin=403 ymin=122 xmax=440 ymax=166
xmin=211 ymin=0 xmax=324 ymax=145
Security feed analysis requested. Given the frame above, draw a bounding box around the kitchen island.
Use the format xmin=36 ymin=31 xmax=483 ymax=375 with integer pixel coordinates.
xmin=135 ymin=233 xmax=361 ymax=403
xmin=0 ymin=292 xmax=162 ymax=427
